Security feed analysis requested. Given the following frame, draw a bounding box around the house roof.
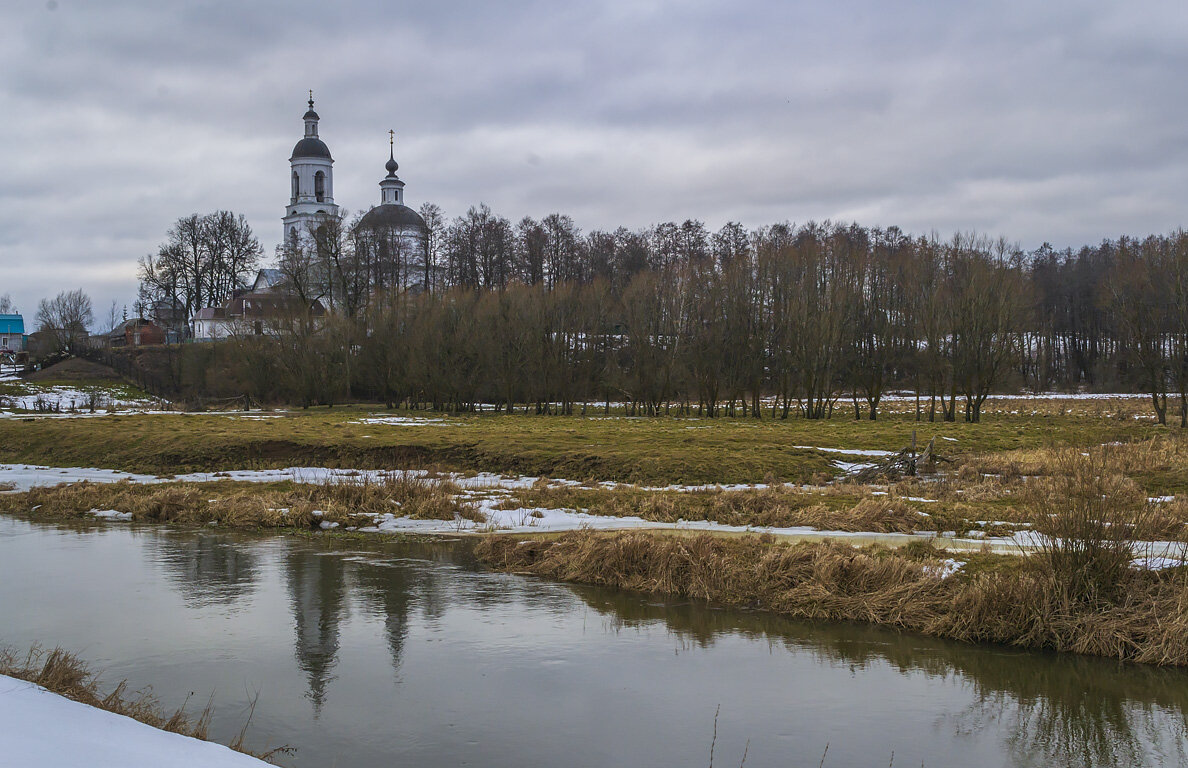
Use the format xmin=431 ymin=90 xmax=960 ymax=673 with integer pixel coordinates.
xmin=252 ymin=269 xmax=286 ymax=291
xmin=192 ymin=307 xmax=227 ymax=321
xmin=228 ymin=293 xmax=326 ymax=318
xmin=0 ymin=314 xmax=25 ymax=335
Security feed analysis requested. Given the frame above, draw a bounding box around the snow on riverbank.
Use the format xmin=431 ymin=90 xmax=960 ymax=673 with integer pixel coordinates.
xmin=0 ymin=381 xmax=164 ymax=415
xmin=0 ymin=675 xmax=267 ymax=768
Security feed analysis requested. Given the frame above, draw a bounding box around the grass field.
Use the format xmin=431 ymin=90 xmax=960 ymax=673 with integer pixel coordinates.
xmin=0 ymin=396 xmax=1169 ymax=485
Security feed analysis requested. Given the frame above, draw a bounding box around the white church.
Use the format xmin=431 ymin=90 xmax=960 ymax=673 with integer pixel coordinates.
xmin=284 ymin=94 xmax=429 ymax=272
xmin=192 ymin=96 xmax=429 ymax=341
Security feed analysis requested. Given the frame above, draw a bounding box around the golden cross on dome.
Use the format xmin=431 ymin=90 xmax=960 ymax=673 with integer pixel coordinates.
xmin=389 ymin=129 xmax=395 ymax=148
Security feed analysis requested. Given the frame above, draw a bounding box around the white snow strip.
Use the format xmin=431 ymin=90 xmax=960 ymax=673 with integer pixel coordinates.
xmin=1149 ymin=496 xmax=1176 ymax=504
xmin=352 ymin=416 xmax=458 ymax=426
xmin=924 ymin=558 xmax=965 ymax=579
xmin=0 ymin=463 xmax=790 ymax=495
xmin=0 ymin=674 xmax=268 ymax=768
xmin=0 ymin=464 xmax=550 ymax=493
xmin=792 ymin=445 xmax=897 ymax=457
xmin=89 ymin=509 xmax=132 ymax=521
xmin=1132 ymin=556 xmax=1184 ymax=571
xmin=355 ymin=503 xmax=879 ymax=539
xmin=834 ymin=460 xmax=877 ymax=474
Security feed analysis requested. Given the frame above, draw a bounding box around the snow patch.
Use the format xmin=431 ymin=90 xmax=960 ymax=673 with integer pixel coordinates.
xmin=0 ymin=674 xmax=268 ymax=767
xmin=924 ymin=559 xmax=966 ymax=579
xmin=792 ymin=445 xmax=897 ymax=457
xmin=352 ymin=416 xmax=458 ymax=426
xmin=1132 ymin=556 xmax=1184 ymax=571
xmin=88 ymin=509 xmax=132 ymax=521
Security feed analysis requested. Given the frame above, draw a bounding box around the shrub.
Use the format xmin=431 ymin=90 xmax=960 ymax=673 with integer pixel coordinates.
xmin=1024 ymin=449 xmax=1156 ymax=604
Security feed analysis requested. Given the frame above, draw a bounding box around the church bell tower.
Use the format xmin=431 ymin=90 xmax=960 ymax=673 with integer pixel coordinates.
xmin=282 ymin=92 xmax=339 ymax=247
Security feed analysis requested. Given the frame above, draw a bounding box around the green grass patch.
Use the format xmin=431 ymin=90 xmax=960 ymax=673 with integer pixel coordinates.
xmin=0 ymin=406 xmax=1158 ymax=485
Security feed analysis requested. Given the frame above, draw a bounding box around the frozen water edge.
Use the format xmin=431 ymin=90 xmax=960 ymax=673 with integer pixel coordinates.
xmin=0 ymin=674 xmax=267 ymax=768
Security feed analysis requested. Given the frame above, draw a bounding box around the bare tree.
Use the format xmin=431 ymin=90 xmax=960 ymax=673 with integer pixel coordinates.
xmin=36 ymin=289 xmax=93 ymax=354
xmin=418 ymin=202 xmax=445 ymax=293
xmin=138 ymin=211 xmax=261 ymax=323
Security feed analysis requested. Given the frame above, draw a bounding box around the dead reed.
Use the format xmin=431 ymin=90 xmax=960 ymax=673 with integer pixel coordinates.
xmin=476 ymin=530 xmax=1188 ymax=665
xmin=506 ymin=485 xmax=937 ymax=533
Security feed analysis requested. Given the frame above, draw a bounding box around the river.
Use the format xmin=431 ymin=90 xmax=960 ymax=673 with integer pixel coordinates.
xmin=1 ymin=516 xmax=1186 ymax=767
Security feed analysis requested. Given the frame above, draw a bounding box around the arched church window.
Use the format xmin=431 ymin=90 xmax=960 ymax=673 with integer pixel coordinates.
xmin=289 ymin=226 xmax=298 ymax=244
xmin=315 ymin=171 xmax=326 ymax=202
xmin=291 ymin=171 xmax=299 ymax=201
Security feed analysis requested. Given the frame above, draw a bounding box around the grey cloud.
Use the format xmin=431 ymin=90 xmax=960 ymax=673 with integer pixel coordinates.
xmin=3 ymin=0 xmax=1188 ymax=318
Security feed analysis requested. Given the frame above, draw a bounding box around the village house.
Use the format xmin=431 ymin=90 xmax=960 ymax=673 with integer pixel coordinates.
xmin=191 ymin=273 xmax=326 ymax=341
xmin=0 ymin=314 xmax=27 ymax=356
xmin=106 ymin=318 xmax=167 ymax=348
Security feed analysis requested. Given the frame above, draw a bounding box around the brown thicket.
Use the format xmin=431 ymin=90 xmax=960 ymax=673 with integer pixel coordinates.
xmin=128 ymin=214 xmax=1188 ymax=423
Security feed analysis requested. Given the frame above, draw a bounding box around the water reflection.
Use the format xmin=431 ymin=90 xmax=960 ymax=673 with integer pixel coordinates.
xmin=566 ymin=583 xmax=1188 ymax=768
xmin=351 ymin=556 xmax=419 ymax=678
xmin=150 ymin=532 xmax=260 ymax=608
xmin=284 ymin=546 xmax=347 ymax=715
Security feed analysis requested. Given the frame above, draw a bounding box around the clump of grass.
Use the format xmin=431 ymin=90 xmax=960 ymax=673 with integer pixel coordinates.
xmin=476 ymin=529 xmax=1188 ymax=665
xmin=1024 ymin=449 xmax=1161 ymax=604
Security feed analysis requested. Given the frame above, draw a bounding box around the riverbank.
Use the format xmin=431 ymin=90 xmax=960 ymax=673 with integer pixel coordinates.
xmin=475 ymin=530 xmax=1188 ymax=666
xmin=0 ymin=648 xmax=273 ymax=767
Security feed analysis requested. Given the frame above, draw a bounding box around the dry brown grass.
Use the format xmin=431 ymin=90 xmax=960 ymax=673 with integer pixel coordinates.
xmin=505 ymin=484 xmax=939 ymax=533
xmin=478 ymin=530 xmax=1188 ymax=665
xmin=1024 ymin=449 xmax=1177 ymax=602
xmin=6 ymin=475 xmax=484 ymax=529
xmin=963 ymin=436 xmax=1188 ymax=480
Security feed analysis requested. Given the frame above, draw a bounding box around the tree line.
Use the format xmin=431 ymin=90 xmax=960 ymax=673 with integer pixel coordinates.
xmin=131 ymin=205 xmax=1188 ymax=423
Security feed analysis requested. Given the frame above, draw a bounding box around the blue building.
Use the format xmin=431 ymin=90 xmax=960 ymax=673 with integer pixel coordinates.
xmin=0 ymin=314 xmax=27 ymax=353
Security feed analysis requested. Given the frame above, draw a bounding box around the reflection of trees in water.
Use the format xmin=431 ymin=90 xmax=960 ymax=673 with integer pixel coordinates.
xmin=566 ymin=583 xmax=1188 ymax=768
xmin=152 ymin=532 xmax=260 ymax=608
xmin=284 ymin=547 xmax=348 ymax=716
xmin=951 ymin=658 xmax=1188 ymax=768
xmin=351 ymin=558 xmax=419 ymax=676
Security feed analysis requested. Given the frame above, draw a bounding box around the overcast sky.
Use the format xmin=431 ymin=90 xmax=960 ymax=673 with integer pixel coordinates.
xmin=4 ymin=0 xmax=1188 ymax=322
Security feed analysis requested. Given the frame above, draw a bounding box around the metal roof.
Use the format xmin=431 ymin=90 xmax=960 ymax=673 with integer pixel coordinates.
xmin=0 ymin=314 xmax=25 ymax=335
